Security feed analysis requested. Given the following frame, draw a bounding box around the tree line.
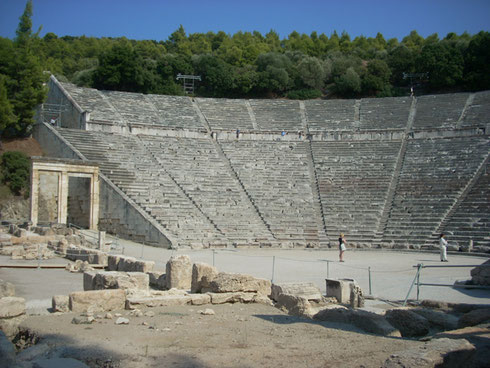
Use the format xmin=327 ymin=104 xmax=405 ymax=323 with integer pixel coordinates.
xmin=0 ymin=1 xmax=489 ymax=137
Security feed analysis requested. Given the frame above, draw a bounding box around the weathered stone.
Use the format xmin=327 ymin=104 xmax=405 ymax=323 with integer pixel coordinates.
xmin=190 ymin=293 xmax=211 ymax=305
xmin=16 ymin=342 xmax=51 ymax=362
xmin=349 ymin=283 xmax=364 ymax=309
xmin=202 ymin=272 xmax=271 ymax=296
xmin=117 ymin=256 xmax=154 ymax=273
xmin=458 ymin=308 xmax=490 ymax=328
xmin=191 ymin=262 xmax=218 ymax=293
xmin=148 ymin=271 xmax=167 ymax=290
xmin=0 ymin=296 xmax=26 ymax=318
xmin=470 ymin=259 xmax=490 ymax=286
xmin=385 ymin=308 xmax=430 ymax=337
xmin=52 ymin=295 xmax=69 ymax=313
xmin=108 ymin=255 xmax=121 ymax=271
xmin=83 ymin=271 xmax=97 ymax=291
xmin=166 ymin=255 xmax=192 ymax=290
xmin=208 ymin=292 xmax=256 ymax=304
xmin=325 ymin=278 xmax=358 ymax=304
xmin=0 ymin=330 xmax=15 ymax=367
xmin=0 ymin=279 xmax=15 ymax=298
xmin=314 ymin=307 xmax=401 ymax=337
xmin=126 ymin=295 xmax=191 ymax=309
xmin=69 ymin=289 xmax=126 ymax=313
xmin=0 ymin=314 xmax=26 ymax=339
xmin=382 ymin=338 xmax=475 ymax=368
xmin=71 ymin=315 xmax=94 ymax=324
xmin=271 ymin=282 xmax=323 ymax=302
xmin=275 ymin=294 xmax=313 ymax=317
xmin=92 ymin=271 xmax=149 ymax=296
xmin=412 ymin=308 xmax=458 ymax=330
xmin=115 ymin=317 xmax=129 ymax=325
xmin=199 ymin=308 xmax=215 ymax=315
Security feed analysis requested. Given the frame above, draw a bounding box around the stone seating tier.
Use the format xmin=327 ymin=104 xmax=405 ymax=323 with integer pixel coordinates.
xmin=413 ymin=93 xmax=470 ymax=130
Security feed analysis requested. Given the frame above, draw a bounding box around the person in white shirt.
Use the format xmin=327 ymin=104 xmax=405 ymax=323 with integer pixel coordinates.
xmin=439 ymin=234 xmax=448 ymax=262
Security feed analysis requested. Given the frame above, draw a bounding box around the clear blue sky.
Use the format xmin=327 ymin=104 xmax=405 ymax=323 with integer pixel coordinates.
xmin=1 ymin=0 xmax=489 ymax=42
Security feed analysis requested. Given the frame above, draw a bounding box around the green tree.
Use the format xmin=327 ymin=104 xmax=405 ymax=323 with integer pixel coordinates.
xmin=193 ymin=54 xmax=234 ymax=97
xmin=362 ymin=59 xmax=392 ymax=95
xmin=0 ymin=77 xmax=16 ymax=133
xmin=296 ymin=56 xmax=326 ymax=90
xmin=1 ymin=151 xmax=30 ymax=195
xmin=5 ymin=0 xmax=46 ymax=137
xmin=464 ymin=31 xmax=490 ymax=90
xmin=256 ymin=53 xmax=293 ymax=95
xmin=334 ymin=67 xmax=361 ymax=97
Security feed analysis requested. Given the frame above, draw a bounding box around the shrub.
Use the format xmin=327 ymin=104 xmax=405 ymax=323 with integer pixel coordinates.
xmin=1 ymin=151 xmax=30 ymax=195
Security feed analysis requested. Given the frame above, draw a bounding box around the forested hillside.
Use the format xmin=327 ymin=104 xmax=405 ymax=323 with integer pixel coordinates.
xmin=0 ymin=1 xmax=489 ymax=138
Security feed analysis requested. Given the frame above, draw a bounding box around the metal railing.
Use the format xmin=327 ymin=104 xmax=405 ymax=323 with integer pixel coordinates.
xmin=403 ymin=263 xmax=490 ymax=306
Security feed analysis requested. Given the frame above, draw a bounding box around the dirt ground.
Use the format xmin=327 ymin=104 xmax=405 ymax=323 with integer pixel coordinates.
xmin=19 ymin=303 xmax=422 ymax=368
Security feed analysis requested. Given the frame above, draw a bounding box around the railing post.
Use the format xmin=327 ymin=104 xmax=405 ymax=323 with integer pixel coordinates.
xmin=212 ymin=250 xmax=216 ymax=267
xmin=326 ymin=260 xmax=330 ymax=279
xmin=271 ymin=256 xmax=276 ymax=283
xmin=403 ymin=263 xmax=423 ymax=307
xmin=368 ymin=266 xmax=372 ymax=295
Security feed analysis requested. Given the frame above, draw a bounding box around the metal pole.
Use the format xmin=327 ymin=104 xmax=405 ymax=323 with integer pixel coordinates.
xmin=326 ymin=260 xmax=330 ymax=279
xmin=271 ymin=256 xmax=276 ymax=283
xmin=140 ymin=243 xmax=144 ymax=258
xmin=37 ymin=244 xmax=41 ymax=269
xmin=416 ymin=266 xmax=421 ymax=301
xmin=212 ymin=250 xmax=216 ymax=267
xmin=403 ymin=263 xmax=423 ymax=307
xmin=368 ymin=266 xmax=372 ymax=295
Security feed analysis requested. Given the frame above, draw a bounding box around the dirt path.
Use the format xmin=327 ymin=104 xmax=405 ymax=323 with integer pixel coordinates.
xmin=20 ymin=303 xmax=421 ymax=368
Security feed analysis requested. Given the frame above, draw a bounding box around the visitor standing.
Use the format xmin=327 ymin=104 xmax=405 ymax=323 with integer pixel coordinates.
xmin=339 ymin=233 xmax=347 ymax=262
xmin=439 ymin=234 xmax=448 ymax=262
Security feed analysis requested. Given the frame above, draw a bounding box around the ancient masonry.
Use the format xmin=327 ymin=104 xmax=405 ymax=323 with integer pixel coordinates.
xmin=34 ymin=76 xmax=490 ymax=250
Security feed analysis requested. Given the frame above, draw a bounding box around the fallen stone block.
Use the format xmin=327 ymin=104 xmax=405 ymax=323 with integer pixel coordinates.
xmin=0 ymin=314 xmax=26 ymax=339
xmin=0 ymin=279 xmax=15 ymax=298
xmin=271 ymin=282 xmax=323 ymax=302
xmin=325 ymin=278 xmax=356 ymax=304
xmin=202 ymin=272 xmax=271 ymax=296
xmin=458 ymin=308 xmax=490 ymax=328
xmin=275 ymin=293 xmax=313 ymax=317
xmin=15 ymin=342 xmax=51 ymax=362
xmin=208 ymin=292 xmax=257 ymax=304
xmin=148 ymin=271 xmax=166 ymax=290
xmin=108 ymin=255 xmax=121 ymax=271
xmin=0 ymin=296 xmax=26 ymax=318
xmin=385 ymin=308 xmax=430 ymax=337
xmin=314 ymin=307 xmax=401 ymax=337
xmin=126 ymin=295 xmax=191 ymax=309
xmin=83 ymin=271 xmax=97 ymax=291
xmin=52 ymin=295 xmax=69 ymax=313
xmin=71 ymin=315 xmax=94 ymax=324
xmin=166 ymin=255 xmax=192 ymax=290
xmin=69 ymin=289 xmax=126 ymax=313
xmin=118 ymin=256 xmax=154 ymax=273
xmin=92 ymin=271 xmax=149 ymax=296
xmin=412 ymin=308 xmax=458 ymax=330
xmin=191 ymin=262 xmax=218 ymax=293
xmin=190 ymin=294 xmax=211 ymax=305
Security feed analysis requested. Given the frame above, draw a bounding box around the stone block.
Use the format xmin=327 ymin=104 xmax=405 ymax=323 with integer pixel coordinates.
xmin=412 ymin=308 xmax=458 ymax=330
xmin=0 ymin=279 xmax=15 ymax=298
xmin=92 ymin=271 xmax=149 ymax=295
xmin=69 ymin=289 xmax=126 ymax=313
xmin=325 ymin=278 xmax=355 ymax=304
xmin=191 ymin=262 xmax=218 ymax=293
xmin=271 ymin=282 xmax=322 ymax=302
xmin=0 ymin=296 xmax=26 ymax=318
xmin=208 ymin=292 xmax=256 ymax=304
xmin=275 ymin=294 xmax=313 ymax=317
xmin=457 ymin=308 xmax=490 ymax=328
xmin=148 ymin=271 xmax=167 ymax=290
xmin=52 ymin=295 xmax=69 ymax=313
xmin=190 ymin=294 xmax=211 ymax=305
xmin=350 ymin=283 xmax=364 ymax=308
xmin=385 ymin=308 xmax=430 ymax=337
xmin=83 ymin=271 xmax=97 ymax=291
xmin=202 ymin=272 xmax=271 ymax=296
xmin=126 ymin=295 xmax=191 ymax=309
xmin=108 ymin=255 xmax=121 ymax=271
xmin=166 ymin=255 xmax=192 ymax=290
xmin=0 ymin=314 xmax=26 ymax=339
